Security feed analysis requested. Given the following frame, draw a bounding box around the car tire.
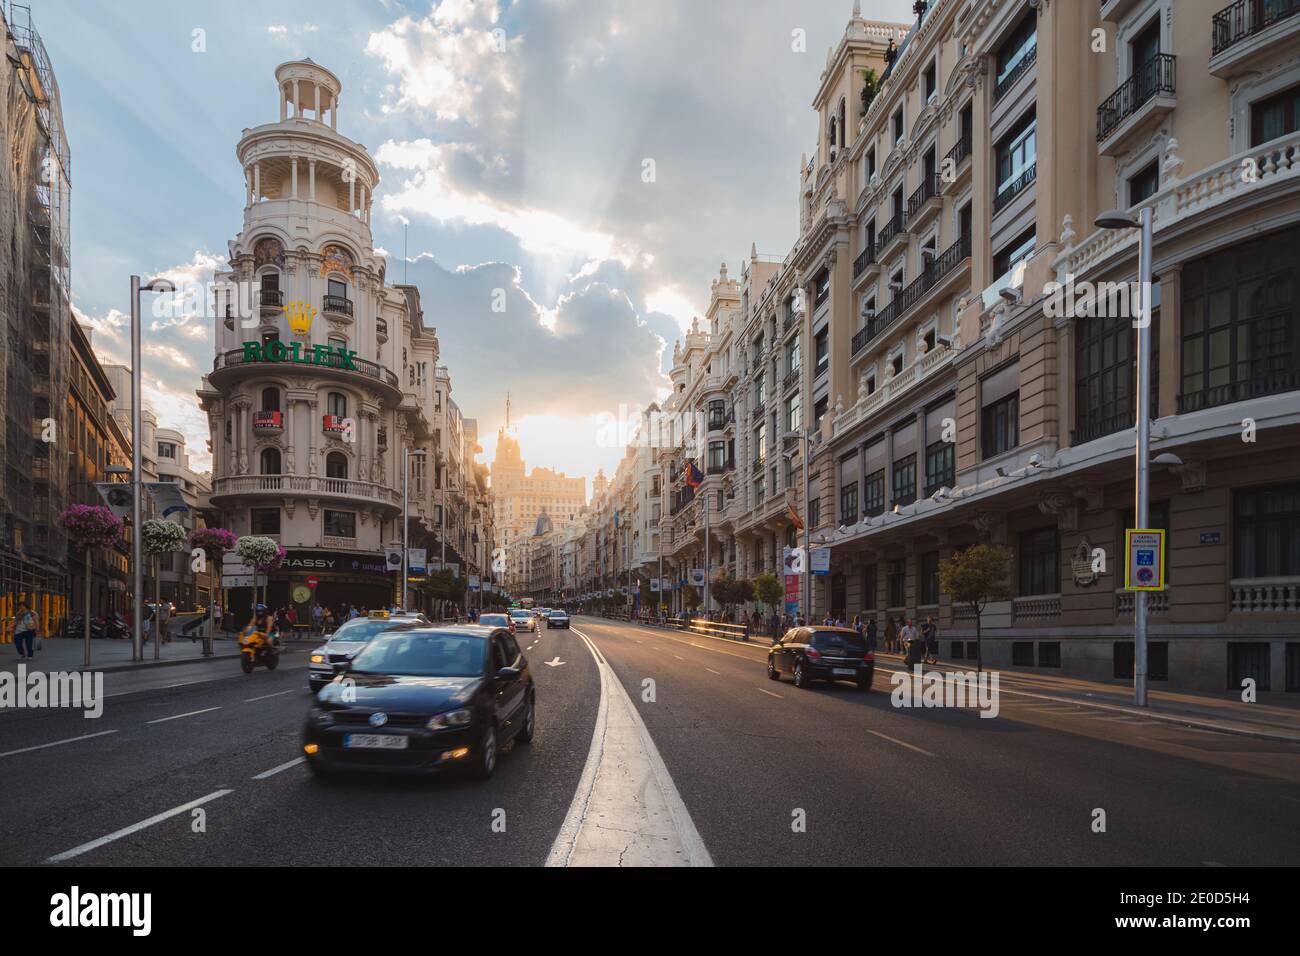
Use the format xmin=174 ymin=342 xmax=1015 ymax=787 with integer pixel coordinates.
xmin=469 ymin=724 xmax=498 ymax=780
xmin=306 ymin=758 xmax=332 ymax=777
xmin=767 ymin=659 xmax=780 ymax=681
xmin=517 ymin=692 xmax=536 ymax=744
xmin=793 ymin=662 xmax=810 ymax=689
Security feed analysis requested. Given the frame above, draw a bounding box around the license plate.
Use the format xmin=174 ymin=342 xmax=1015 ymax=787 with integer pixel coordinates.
xmin=344 ymin=734 xmax=408 ymax=750
xmin=832 ymin=667 xmax=857 ymax=676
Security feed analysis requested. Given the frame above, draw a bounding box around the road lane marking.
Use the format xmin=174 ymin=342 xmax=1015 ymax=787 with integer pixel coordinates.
xmin=547 ymin=628 xmax=712 ymax=868
xmin=756 ymin=687 xmax=783 ymax=699
xmin=673 ymin=654 xmax=685 ymax=661
xmin=0 ymin=730 xmax=118 ymax=759
xmin=244 ymin=690 xmax=296 ymax=702
xmin=252 ymin=757 xmax=305 ymax=779
xmin=47 ymin=789 xmax=234 ymax=863
xmin=705 ymin=667 xmax=720 ymax=676
xmin=868 ymin=730 xmax=935 ymax=757
xmin=146 ymin=706 xmax=222 ymax=724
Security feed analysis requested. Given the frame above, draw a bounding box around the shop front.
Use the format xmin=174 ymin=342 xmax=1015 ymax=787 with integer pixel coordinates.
xmin=226 ymin=549 xmax=396 ymax=625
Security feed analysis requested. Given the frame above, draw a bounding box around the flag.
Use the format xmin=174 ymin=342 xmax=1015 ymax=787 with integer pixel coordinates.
xmin=786 ymin=491 xmax=804 ymax=531
xmin=684 ymin=460 xmax=703 ymax=488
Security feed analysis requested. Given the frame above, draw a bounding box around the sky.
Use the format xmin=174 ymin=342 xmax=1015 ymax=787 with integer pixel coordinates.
xmin=39 ymin=0 xmax=916 ymax=488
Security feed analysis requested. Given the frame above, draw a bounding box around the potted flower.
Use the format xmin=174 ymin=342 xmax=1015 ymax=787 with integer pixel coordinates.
xmin=235 ymin=535 xmax=287 ymax=606
xmin=189 ymin=527 xmax=236 ymax=651
xmin=56 ymin=504 xmax=124 ymax=666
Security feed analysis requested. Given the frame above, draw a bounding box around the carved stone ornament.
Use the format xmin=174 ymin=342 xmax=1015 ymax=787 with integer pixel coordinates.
xmin=1071 ymin=539 xmax=1098 ymax=587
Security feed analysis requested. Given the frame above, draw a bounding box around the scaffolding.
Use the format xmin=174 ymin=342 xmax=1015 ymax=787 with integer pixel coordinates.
xmin=0 ymin=2 xmax=73 ymax=637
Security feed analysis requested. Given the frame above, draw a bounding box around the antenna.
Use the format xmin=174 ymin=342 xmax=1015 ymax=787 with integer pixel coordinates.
xmin=505 ymin=392 xmax=511 ymax=431
xmin=404 ymin=222 xmax=408 ymax=285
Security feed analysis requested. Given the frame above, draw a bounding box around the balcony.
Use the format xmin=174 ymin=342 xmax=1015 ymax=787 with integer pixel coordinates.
xmin=994 ymin=42 xmax=1036 ymax=102
xmin=943 ymin=134 xmax=972 ymax=187
xmin=1097 ymin=54 xmax=1176 ymax=156
xmin=252 ymin=409 xmax=283 ymax=434
xmin=1230 ymin=577 xmax=1300 ymax=613
xmin=209 ymin=474 xmax=402 ymax=512
xmin=907 ymin=174 xmax=942 ymax=228
xmin=1177 ymin=370 xmax=1300 ymax=413
xmin=209 ymin=346 xmax=402 ymax=404
xmin=322 ymin=294 xmax=354 ymax=317
xmin=751 ymin=403 xmax=765 ymax=422
xmin=706 ymin=458 xmax=734 ymax=476
xmin=876 ymin=214 xmax=909 ymax=258
xmin=782 ymin=367 xmax=801 ymax=394
xmin=258 ymin=288 xmax=284 ymax=316
xmin=852 ymin=244 xmax=875 ymax=280
xmin=1012 ymin=594 xmax=1062 ymax=624
xmin=993 ymin=163 xmax=1036 ymax=214
xmin=1211 ymin=0 xmax=1300 ymax=76
xmin=850 ymin=232 xmax=970 ymax=358
xmin=1071 ymin=409 xmax=1134 ymax=446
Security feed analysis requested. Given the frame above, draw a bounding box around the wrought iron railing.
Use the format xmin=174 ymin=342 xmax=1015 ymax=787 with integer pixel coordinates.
xmin=877 ymin=213 xmax=907 ymax=249
xmin=322 ymin=294 xmax=354 ymax=316
xmin=1212 ymin=0 xmax=1300 ymax=56
xmin=853 ymin=244 xmax=875 ymax=279
xmin=1177 ymin=370 xmax=1300 ymax=413
xmin=993 ymin=162 xmax=1036 ymax=213
xmin=994 ymin=42 xmax=1037 ymax=101
xmin=851 ymin=232 xmax=970 ymax=356
xmin=907 ymin=174 xmax=940 ymax=220
xmin=1096 ymin=54 xmax=1176 ymax=142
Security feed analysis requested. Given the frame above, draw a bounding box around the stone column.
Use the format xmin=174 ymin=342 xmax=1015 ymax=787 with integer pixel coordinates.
xmin=308 ymin=159 xmax=316 ymax=201
xmin=331 ymin=93 xmax=338 ymax=130
xmin=314 ymin=83 xmax=321 ymax=119
xmin=285 ymin=399 xmax=296 ymax=474
xmin=253 ymin=163 xmax=261 ymax=204
xmin=290 ymin=156 xmax=298 ymax=199
xmin=245 ymin=166 xmax=253 ymax=208
xmin=280 ymin=83 xmax=287 ymax=122
xmin=348 ymin=174 xmax=355 ymax=216
xmin=293 ymin=79 xmax=301 ymax=117
xmin=308 ymin=399 xmax=319 ymax=476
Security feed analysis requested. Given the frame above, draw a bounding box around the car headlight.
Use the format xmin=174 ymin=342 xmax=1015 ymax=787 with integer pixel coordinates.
xmin=310 ymin=653 xmax=326 ymax=664
xmin=427 ymin=708 xmax=472 ymax=731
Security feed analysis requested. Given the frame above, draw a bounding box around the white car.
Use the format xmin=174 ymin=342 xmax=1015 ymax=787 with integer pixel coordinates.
xmin=307 ymin=610 xmax=428 ymax=692
xmin=509 ymin=609 xmax=537 ymax=632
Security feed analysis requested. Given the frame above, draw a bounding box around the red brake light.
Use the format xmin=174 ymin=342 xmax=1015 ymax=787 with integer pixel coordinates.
xmin=805 ymin=647 xmax=822 ymax=660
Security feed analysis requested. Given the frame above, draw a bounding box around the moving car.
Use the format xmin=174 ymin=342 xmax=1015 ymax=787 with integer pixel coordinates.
xmin=767 ymin=626 xmax=874 ymax=690
xmin=308 ymin=610 xmax=428 ymax=693
xmin=303 ymin=624 xmax=535 ymax=779
xmin=508 ymin=608 xmax=536 ymax=632
xmin=477 ymin=612 xmax=515 ymax=633
xmin=546 ymin=609 xmax=570 ymax=629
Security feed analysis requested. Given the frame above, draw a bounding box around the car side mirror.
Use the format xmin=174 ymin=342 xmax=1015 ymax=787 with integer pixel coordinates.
xmin=496 ymin=666 xmax=521 ymax=682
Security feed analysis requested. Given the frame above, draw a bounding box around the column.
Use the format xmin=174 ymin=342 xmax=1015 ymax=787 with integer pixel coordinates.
xmin=290 ymin=157 xmax=298 ymax=199
xmin=348 ymin=173 xmax=355 ymax=216
xmin=331 ymin=93 xmax=338 ymax=130
xmin=293 ymin=79 xmax=301 ymax=117
xmin=308 ymin=159 xmax=317 ymax=201
xmin=285 ymin=400 xmax=297 ymax=474
xmin=1157 ymin=264 xmax=1181 ymax=420
xmin=314 ymin=83 xmax=321 ymax=120
xmin=253 ymin=163 xmax=261 ymax=204
xmin=280 ymin=84 xmax=287 ymax=121
xmin=245 ymin=166 xmax=253 ymax=208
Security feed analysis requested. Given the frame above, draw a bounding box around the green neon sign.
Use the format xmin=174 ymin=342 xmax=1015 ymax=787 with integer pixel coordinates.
xmin=240 ymin=340 xmax=359 ymax=371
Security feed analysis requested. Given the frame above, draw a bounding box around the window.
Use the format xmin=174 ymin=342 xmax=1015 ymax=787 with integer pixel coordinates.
xmin=890 ymin=350 xmax=904 ymax=376
xmin=813 ymin=396 xmax=829 ymax=431
xmin=1251 ymin=84 xmax=1300 ymax=147
xmin=866 ymin=146 xmax=876 ymax=181
xmin=892 ymin=106 xmax=904 ymax=144
xmin=251 ymin=508 xmax=280 ymax=535
xmin=788 ymin=337 xmax=801 ymax=375
xmin=887 ymin=559 xmax=906 ymax=608
xmin=995 ymin=110 xmax=1036 ymax=204
xmin=814 ymin=269 xmax=830 ymax=308
xmin=1018 ymin=526 xmax=1059 ymax=595
xmin=259 ymin=447 xmax=281 ymax=475
xmin=158 ymin=442 xmax=176 ymax=459
xmin=981 ymin=394 xmax=1018 ymax=459
xmin=324 ymin=510 xmax=357 ymax=538
xmin=809 ymin=495 xmax=821 ymax=528
xmin=924 ymin=440 xmax=954 ymax=495
xmin=326 ymin=452 xmax=349 ymax=480
xmin=756 ymin=375 xmax=766 ymax=406
xmin=786 ymin=394 xmax=802 ymax=433
xmin=995 ymin=15 xmax=1036 ymax=92
xmin=260 ymin=386 xmax=280 ymax=412
xmin=864 ymin=468 xmax=885 ymax=516
xmin=919 ymin=552 xmax=940 ymax=605
xmin=993 ymin=226 xmax=1036 ymax=279
xmin=327 ymin=392 xmax=347 ymax=418
xmin=708 ymin=441 xmax=728 ymax=472
xmin=814 ymin=328 xmax=828 ymax=376
xmin=1038 ymin=642 xmax=1061 ymax=668
xmin=892 ymin=453 xmax=916 ymax=506
xmin=1179 ymin=225 xmax=1298 ymax=411
xmin=327 ymin=277 xmax=348 ymax=300
xmin=1233 ymin=482 xmax=1300 ymax=578
xmin=923 ymin=60 xmax=937 ymax=102
xmin=1012 ymin=642 xmax=1035 ymax=666
xmin=1074 ymin=289 xmax=1161 ymax=443
xmin=839 ymin=481 xmax=858 ymax=525
xmin=708 ymin=399 xmax=726 ymax=430
xmin=1128 ymin=160 xmax=1159 ymax=205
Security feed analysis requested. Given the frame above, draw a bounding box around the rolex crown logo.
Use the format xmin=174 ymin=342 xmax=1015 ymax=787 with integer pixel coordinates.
xmin=283 ymin=300 xmax=317 ymax=337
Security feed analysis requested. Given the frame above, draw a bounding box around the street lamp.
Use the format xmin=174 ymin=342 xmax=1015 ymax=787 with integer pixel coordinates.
xmin=1095 ymin=206 xmax=1154 ymax=706
xmin=783 ymin=428 xmax=814 ymax=622
xmin=401 ymin=447 xmax=427 ymax=610
xmin=129 ymin=276 xmax=175 ymax=661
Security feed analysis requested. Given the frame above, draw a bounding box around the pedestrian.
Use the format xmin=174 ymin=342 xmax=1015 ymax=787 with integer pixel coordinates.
xmin=286 ymin=605 xmax=298 ymax=630
xmin=348 ymin=605 xmax=360 ymax=621
xmin=10 ymin=600 xmax=38 ymax=660
xmin=923 ymin=615 xmax=939 ymax=665
xmin=323 ymin=608 xmax=336 ymax=634
xmin=900 ymin=617 xmax=919 ymax=664
xmin=212 ymin=601 xmax=223 ymax=636
xmin=311 ymin=603 xmax=324 ymax=634
xmin=865 ymin=616 xmax=878 ymax=653
xmin=884 ymin=615 xmax=898 ymax=654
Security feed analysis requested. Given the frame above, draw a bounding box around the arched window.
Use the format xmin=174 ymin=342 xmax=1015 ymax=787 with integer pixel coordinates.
xmin=327 ymin=392 xmax=347 ymax=418
xmin=260 ymin=447 xmax=281 ymax=475
xmin=326 ymin=452 xmax=349 ymax=480
xmin=261 ymin=386 xmax=280 ymax=412
xmin=328 ymin=334 xmax=347 ymax=351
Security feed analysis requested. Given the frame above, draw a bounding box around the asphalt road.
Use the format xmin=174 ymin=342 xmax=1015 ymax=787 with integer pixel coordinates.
xmin=3 ymin=616 xmax=1298 ymax=866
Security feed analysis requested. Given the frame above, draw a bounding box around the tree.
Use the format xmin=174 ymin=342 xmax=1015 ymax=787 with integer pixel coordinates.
xmin=683 ymin=586 xmax=702 ymax=612
xmin=753 ymin=572 xmax=783 ymax=611
xmin=938 ymin=544 xmax=1011 ymax=673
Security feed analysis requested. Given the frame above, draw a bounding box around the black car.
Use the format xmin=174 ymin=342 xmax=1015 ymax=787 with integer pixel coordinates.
xmin=303 ymin=625 xmax=535 ymax=779
xmin=767 ymin=627 xmax=874 ymax=690
xmin=546 ymin=610 xmax=570 ymax=629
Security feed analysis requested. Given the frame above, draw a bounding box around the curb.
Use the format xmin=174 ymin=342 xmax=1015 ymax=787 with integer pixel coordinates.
xmin=65 ymin=643 xmax=308 ymax=674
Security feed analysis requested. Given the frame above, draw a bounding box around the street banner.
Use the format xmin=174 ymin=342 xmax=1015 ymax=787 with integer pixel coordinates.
xmin=384 ymin=549 xmax=402 ymax=572
xmin=784 ymin=572 xmax=801 ymax=615
xmin=95 ymin=483 xmax=133 ymax=519
xmin=144 ymin=482 xmax=190 ymax=518
xmin=408 ymin=548 xmax=427 ymax=574
xmin=468 ymin=574 xmax=480 ymax=590
xmin=1124 ymin=528 xmax=1166 ymax=591
xmin=650 ymin=578 xmax=660 ymax=592
xmin=810 ymin=548 xmax=831 ymax=575
xmin=688 ymin=568 xmax=705 ymax=587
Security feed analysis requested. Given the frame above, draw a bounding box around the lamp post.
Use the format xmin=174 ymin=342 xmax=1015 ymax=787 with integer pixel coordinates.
xmin=783 ymin=429 xmax=814 ymax=622
xmin=1095 ymin=206 xmax=1154 ymax=706
xmin=401 ymin=447 xmax=427 ymax=610
xmin=129 ymin=276 xmax=175 ymax=661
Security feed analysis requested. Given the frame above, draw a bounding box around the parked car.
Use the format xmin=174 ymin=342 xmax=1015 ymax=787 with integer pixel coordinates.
xmin=767 ymin=627 xmax=874 ymax=690
xmin=303 ymin=624 xmax=535 ymax=779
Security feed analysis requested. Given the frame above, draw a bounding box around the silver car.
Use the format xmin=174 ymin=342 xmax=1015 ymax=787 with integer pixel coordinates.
xmin=308 ymin=612 xmax=428 ymax=692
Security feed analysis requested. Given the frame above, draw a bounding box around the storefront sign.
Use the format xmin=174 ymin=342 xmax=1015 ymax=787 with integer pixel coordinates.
xmin=1124 ymin=529 xmax=1166 ymax=591
xmin=1199 ymin=531 xmax=1221 ymax=545
xmin=281 ymin=550 xmax=390 ymax=575
xmin=240 ymin=340 xmax=358 ymax=371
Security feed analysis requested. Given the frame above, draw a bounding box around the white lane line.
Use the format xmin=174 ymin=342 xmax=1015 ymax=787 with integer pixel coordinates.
xmin=252 ymin=757 xmax=305 ymax=779
xmin=704 ymin=667 xmax=720 ymax=676
xmin=547 ymin=628 xmax=712 ymax=868
xmin=244 ymin=689 xmax=296 ymax=703
xmin=47 ymin=789 xmax=234 ymax=863
xmin=673 ymin=654 xmax=685 ymax=661
xmin=0 ymin=729 xmax=118 ymax=759
xmin=868 ymin=730 xmax=935 ymax=757
xmin=756 ymin=687 xmax=783 ymax=699
xmin=146 ymin=706 xmax=221 ymax=725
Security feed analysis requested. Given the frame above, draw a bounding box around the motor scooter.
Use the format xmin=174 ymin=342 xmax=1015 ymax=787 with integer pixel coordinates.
xmin=239 ymin=627 xmax=280 ymax=673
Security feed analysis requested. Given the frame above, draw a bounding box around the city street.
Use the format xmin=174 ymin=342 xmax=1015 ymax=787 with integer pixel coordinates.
xmin=5 ymin=617 xmax=1298 ymax=867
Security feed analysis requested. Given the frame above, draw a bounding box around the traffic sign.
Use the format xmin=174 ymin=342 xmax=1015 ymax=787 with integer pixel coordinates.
xmin=306 ymin=575 xmax=319 ymax=589
xmin=1124 ymin=528 xmax=1165 ymax=591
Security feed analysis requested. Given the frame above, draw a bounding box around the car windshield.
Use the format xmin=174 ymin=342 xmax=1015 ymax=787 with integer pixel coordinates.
xmin=349 ymin=632 xmax=486 ymax=677
xmin=328 ymin=620 xmax=404 ymax=643
xmin=810 ymin=630 xmax=867 ymax=652
xmin=479 ymin=615 xmax=510 ymax=627
xmin=509 ymin=610 xmax=530 ymax=619
xmin=549 ymin=611 xmax=567 ymax=617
